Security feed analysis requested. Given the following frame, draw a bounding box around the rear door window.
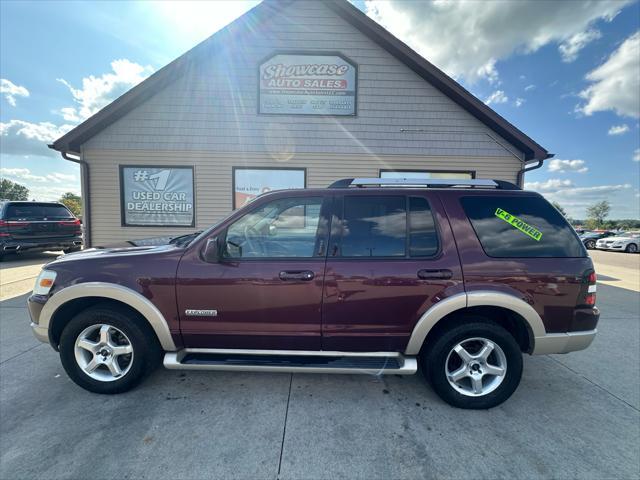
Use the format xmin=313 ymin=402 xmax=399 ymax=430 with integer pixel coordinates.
xmin=340 ymin=196 xmax=406 ymax=257
xmin=409 ymin=197 xmax=439 ymax=257
xmin=337 ymin=196 xmax=439 ymax=258
xmin=461 ymin=195 xmax=585 ymax=258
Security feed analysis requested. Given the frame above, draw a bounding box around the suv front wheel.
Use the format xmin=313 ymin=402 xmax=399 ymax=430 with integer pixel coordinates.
xmin=422 ymin=320 xmax=523 ymax=409
xmin=59 ymin=305 xmax=161 ymax=394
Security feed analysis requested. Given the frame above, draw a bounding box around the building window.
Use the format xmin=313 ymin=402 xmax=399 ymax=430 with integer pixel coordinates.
xmin=233 ymin=167 xmax=306 ymax=209
xmin=380 ymin=170 xmax=474 ymax=180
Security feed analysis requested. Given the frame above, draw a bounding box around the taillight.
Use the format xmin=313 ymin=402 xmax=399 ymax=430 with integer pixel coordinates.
xmin=59 ymin=219 xmax=81 ymax=226
xmin=582 ymin=270 xmax=597 ymax=307
xmin=0 ymin=219 xmax=9 ymax=237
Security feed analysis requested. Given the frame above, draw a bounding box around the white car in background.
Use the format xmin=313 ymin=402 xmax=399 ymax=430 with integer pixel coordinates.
xmin=595 ymin=232 xmax=640 ymax=253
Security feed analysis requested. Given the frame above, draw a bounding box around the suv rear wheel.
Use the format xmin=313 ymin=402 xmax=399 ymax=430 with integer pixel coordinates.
xmin=422 ymin=320 xmax=523 ymax=409
xmin=59 ymin=305 xmax=161 ymax=394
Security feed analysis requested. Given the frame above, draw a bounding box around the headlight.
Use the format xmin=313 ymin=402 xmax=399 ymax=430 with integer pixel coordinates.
xmin=33 ymin=270 xmax=57 ymax=296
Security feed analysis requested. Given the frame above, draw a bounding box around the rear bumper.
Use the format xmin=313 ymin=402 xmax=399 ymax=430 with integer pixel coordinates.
xmin=533 ymin=306 xmax=599 ymax=354
xmin=1 ymin=237 xmax=82 ymax=253
xmin=533 ymin=330 xmax=597 ymax=355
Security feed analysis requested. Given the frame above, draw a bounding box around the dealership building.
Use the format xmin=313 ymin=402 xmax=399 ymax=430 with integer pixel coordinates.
xmin=51 ymin=0 xmax=550 ymax=247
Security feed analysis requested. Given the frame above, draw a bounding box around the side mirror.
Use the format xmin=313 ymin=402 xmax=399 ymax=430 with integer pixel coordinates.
xmin=203 ymin=237 xmax=222 ymax=263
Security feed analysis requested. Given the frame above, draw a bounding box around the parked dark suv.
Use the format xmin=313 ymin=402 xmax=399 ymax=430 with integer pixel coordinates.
xmin=0 ymin=201 xmax=82 ymax=260
xmin=27 ymin=179 xmax=599 ymax=409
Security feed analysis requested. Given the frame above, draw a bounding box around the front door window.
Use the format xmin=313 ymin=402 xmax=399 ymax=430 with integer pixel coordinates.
xmin=224 ymin=197 xmax=324 ymax=258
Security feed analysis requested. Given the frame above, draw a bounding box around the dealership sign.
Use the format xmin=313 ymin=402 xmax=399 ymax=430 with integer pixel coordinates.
xmin=120 ymin=166 xmax=194 ymax=227
xmin=259 ymin=54 xmax=356 ymax=115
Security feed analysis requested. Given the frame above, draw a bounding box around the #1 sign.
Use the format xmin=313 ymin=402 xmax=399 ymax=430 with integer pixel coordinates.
xmin=259 ymin=54 xmax=356 ymax=115
xmin=121 ymin=166 xmax=194 ymax=226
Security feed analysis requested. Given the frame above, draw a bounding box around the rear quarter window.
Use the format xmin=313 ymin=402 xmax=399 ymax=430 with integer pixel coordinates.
xmin=461 ymin=195 xmax=585 ymax=258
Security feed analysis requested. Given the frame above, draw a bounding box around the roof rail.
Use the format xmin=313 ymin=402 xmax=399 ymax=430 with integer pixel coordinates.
xmin=327 ymin=178 xmax=521 ymax=190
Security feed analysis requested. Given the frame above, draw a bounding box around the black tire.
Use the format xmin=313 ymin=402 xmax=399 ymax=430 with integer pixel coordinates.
xmin=421 ymin=319 xmax=523 ymax=409
xmin=59 ymin=304 xmax=162 ymax=394
xmin=625 ymin=243 xmax=638 ymax=253
xmin=63 ymin=246 xmax=82 ymax=254
xmin=585 ymin=240 xmax=596 ymax=250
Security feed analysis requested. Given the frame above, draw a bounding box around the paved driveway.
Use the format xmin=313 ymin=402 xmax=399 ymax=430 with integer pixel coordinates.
xmin=0 ymin=252 xmax=639 ymax=479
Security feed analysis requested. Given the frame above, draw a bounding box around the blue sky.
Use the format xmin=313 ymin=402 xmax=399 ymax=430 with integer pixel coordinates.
xmin=1 ymin=0 xmax=638 ymax=219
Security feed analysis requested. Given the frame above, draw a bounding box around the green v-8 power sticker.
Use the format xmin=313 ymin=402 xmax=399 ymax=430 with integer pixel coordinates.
xmin=494 ymin=208 xmax=543 ymax=241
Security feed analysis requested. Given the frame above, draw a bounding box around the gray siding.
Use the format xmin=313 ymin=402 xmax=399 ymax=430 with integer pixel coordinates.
xmin=83 ymin=1 xmax=523 ymax=160
xmin=84 ymin=150 xmax=521 ymax=245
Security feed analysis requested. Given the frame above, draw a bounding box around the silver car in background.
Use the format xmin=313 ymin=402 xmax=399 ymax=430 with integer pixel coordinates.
xmin=596 ymin=232 xmax=640 ymax=253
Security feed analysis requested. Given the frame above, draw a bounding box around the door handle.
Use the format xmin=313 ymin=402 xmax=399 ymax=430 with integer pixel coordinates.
xmin=417 ymin=269 xmax=453 ymax=280
xmin=279 ymin=270 xmax=315 ymax=281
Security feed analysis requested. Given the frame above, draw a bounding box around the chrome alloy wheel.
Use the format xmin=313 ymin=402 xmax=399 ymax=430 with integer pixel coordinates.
xmin=74 ymin=324 xmax=134 ymax=382
xmin=445 ymin=337 xmax=507 ymax=397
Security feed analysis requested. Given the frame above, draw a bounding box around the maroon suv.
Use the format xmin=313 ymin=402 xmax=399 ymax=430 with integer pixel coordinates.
xmin=27 ymin=178 xmax=599 ymax=409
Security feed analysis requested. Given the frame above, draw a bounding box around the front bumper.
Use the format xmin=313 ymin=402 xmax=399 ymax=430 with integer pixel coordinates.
xmin=596 ymin=244 xmax=624 ymax=250
xmin=27 ymin=294 xmax=50 ymax=345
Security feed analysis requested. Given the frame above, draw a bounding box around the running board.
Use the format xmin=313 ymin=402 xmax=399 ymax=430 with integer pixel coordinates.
xmin=163 ymin=349 xmax=417 ymax=375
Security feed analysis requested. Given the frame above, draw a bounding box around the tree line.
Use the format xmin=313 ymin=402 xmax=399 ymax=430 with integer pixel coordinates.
xmin=552 ymin=200 xmax=640 ymax=230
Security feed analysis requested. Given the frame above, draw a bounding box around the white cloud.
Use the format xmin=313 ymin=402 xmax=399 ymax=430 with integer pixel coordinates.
xmin=0 ymin=120 xmax=75 ymax=157
xmin=559 ymin=29 xmax=602 ymax=62
xmin=634 ymin=149 xmax=640 ymax=162
xmin=525 ymin=180 xmax=636 ymax=218
xmin=485 ymin=90 xmax=508 ymax=105
xmin=524 ymin=84 xmax=536 ymax=92
xmin=514 ymin=98 xmax=525 ymax=108
xmin=57 ymin=59 xmax=154 ymax=122
xmin=578 ymin=31 xmax=640 ymax=118
xmin=0 ymin=167 xmax=76 ymax=184
xmin=365 ymin=0 xmax=629 ymax=82
xmin=0 ymin=79 xmax=29 ymax=106
xmin=547 ymin=159 xmax=589 ymax=173
xmin=525 ymin=179 xmax=574 ymax=191
xmin=608 ymin=124 xmax=630 ymax=135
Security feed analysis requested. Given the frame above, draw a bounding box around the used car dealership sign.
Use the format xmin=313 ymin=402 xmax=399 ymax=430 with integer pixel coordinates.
xmin=120 ymin=166 xmax=195 ymax=227
xmin=259 ymin=54 xmax=357 ymax=115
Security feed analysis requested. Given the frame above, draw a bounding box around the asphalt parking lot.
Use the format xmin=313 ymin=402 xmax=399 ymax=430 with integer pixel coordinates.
xmin=1 ymin=250 xmax=639 ymax=479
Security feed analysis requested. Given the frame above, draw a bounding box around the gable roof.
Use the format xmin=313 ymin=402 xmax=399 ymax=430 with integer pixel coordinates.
xmin=51 ymin=0 xmax=550 ymax=161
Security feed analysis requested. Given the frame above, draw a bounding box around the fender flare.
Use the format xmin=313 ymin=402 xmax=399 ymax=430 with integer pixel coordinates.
xmin=404 ymin=291 xmax=545 ymax=355
xmin=40 ymin=282 xmax=177 ymax=351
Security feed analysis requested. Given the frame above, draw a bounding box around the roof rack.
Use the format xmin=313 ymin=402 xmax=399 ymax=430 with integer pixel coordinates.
xmin=328 ymin=178 xmax=521 ymax=190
